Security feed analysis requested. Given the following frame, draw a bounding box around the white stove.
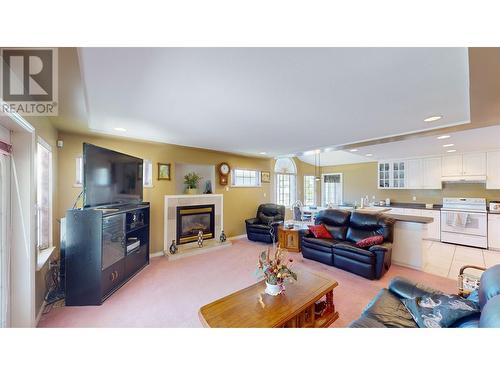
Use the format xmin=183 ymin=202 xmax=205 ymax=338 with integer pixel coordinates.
xmin=440 ymin=198 xmax=487 ymax=248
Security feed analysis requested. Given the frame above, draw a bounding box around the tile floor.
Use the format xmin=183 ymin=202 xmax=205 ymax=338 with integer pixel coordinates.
xmin=423 ymin=240 xmax=500 ymax=279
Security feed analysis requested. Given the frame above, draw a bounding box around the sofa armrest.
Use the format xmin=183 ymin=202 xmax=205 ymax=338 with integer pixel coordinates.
xmin=388 ymin=276 xmax=443 ymax=300
xmin=245 ymin=218 xmax=260 ymax=226
xmin=368 ymin=242 xmax=392 ymax=253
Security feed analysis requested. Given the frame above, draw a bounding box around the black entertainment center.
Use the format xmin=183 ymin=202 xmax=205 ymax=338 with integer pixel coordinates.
xmin=64 ymin=144 xmax=150 ymax=306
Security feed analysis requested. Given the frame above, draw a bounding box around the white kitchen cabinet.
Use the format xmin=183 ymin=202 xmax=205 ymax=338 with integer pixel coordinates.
xmin=488 ymin=214 xmax=500 ymax=250
xmin=442 ymin=153 xmax=486 ymax=177
xmin=442 ymin=155 xmax=462 ymax=177
xmin=378 ymin=161 xmax=406 ymax=189
xmin=487 ymin=151 xmax=500 ymax=189
xmin=422 ymin=157 xmax=442 ymax=189
xmin=422 ymin=210 xmax=441 ymax=241
xmin=406 ymin=159 xmax=423 ymax=189
xmin=463 ymin=152 xmax=486 ymax=176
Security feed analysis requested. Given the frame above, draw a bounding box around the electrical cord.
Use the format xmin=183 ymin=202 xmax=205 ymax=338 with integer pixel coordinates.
xmin=72 ymin=190 xmax=84 ymax=209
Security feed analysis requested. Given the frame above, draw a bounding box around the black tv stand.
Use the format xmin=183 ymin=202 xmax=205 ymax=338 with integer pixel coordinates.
xmin=65 ymin=203 xmax=150 ymax=306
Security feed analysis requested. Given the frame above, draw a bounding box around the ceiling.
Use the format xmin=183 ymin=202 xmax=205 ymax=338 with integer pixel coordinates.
xmin=299 ymin=124 xmax=500 ymax=165
xmin=70 ymin=47 xmax=470 ymax=157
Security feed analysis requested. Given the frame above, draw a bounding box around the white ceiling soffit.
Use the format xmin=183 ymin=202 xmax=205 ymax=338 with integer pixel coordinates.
xmin=78 ymin=48 xmax=470 ymax=156
xmin=309 ymin=124 xmax=500 ymax=165
xmin=298 ymin=150 xmax=373 ymax=166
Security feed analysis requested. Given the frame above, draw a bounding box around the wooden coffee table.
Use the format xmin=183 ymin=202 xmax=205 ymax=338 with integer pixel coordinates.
xmin=199 ymin=269 xmax=339 ymax=328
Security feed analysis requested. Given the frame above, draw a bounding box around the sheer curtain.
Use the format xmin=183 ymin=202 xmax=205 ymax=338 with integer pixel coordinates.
xmin=322 ymin=173 xmax=343 ymax=206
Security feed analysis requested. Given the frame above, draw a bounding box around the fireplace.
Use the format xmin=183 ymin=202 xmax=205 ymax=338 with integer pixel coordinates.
xmin=176 ymin=204 xmax=215 ymax=245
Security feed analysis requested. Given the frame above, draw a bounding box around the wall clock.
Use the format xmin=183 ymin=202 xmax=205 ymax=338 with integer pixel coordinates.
xmin=218 ymin=162 xmax=230 ymax=185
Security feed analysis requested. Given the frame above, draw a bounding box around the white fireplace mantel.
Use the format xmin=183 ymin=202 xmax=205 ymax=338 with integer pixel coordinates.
xmin=164 ymin=194 xmax=224 ymax=253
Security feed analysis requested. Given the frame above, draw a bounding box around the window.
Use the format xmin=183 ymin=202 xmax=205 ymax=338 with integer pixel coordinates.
xmin=143 ymin=159 xmax=153 ymax=188
xmin=303 ymin=175 xmax=316 ymax=206
xmin=231 ymin=168 xmax=260 ymax=187
xmin=75 ymin=156 xmax=83 ymax=187
xmin=37 ymin=138 xmax=52 ymax=252
xmin=274 ymin=158 xmax=297 ymax=207
xmin=322 ymin=173 xmax=343 ymax=206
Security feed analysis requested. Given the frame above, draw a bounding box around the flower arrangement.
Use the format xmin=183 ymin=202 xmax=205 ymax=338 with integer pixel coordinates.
xmin=257 ymin=246 xmax=297 ymax=295
xmin=184 ymin=172 xmax=202 ymax=189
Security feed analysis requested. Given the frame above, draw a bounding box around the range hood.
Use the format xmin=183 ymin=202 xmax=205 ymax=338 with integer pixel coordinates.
xmin=441 ymin=175 xmax=487 ymax=183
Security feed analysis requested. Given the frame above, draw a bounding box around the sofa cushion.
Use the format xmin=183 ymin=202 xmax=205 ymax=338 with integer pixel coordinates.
xmin=356 ymin=235 xmax=384 ymax=249
xmin=479 ymin=294 xmax=500 ymax=328
xmin=402 ymin=293 xmax=479 ymax=328
xmin=357 ymin=289 xmax=418 ymax=328
xmin=314 ymin=209 xmax=351 ymax=241
xmin=302 ymin=237 xmax=336 ymax=253
xmin=346 ymin=212 xmax=394 ymax=243
xmin=247 ymin=223 xmax=272 ymax=232
xmin=332 ymin=242 xmax=375 ymax=264
xmin=478 ymin=264 xmax=500 ymax=309
xmin=308 ymin=224 xmax=333 ymax=239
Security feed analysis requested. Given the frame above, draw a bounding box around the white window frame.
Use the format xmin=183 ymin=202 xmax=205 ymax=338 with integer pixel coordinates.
xmin=275 ymin=173 xmax=297 ymax=207
xmin=231 ymin=168 xmax=261 ymax=187
xmin=303 ymin=175 xmax=316 ymax=206
xmin=143 ymin=159 xmax=153 ymax=188
xmin=36 ymin=137 xmax=53 ymax=254
xmin=74 ymin=155 xmax=83 ymax=187
xmin=321 ymin=172 xmax=343 ymax=206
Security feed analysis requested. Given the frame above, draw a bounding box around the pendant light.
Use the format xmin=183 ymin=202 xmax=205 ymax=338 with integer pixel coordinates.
xmin=315 ymin=151 xmax=321 ymax=181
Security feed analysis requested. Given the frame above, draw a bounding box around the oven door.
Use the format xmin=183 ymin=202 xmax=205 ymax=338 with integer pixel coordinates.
xmin=440 ymin=210 xmax=487 ymax=236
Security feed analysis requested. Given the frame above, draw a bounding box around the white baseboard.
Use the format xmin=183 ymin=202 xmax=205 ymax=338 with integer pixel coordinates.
xmin=35 ymin=301 xmax=46 ymax=327
xmin=229 ymin=234 xmax=247 ymax=240
xmin=150 ymin=251 xmax=164 ymax=258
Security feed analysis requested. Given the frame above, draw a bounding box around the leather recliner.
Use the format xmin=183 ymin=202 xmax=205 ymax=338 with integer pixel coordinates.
xmin=349 ymin=264 xmax=500 ymax=328
xmin=245 ymin=203 xmax=285 ymax=243
xmin=299 ymin=209 xmax=395 ymax=280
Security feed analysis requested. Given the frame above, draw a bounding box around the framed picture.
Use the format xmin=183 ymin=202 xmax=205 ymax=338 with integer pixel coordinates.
xmin=261 ymin=171 xmax=271 ymax=183
xmin=158 ymin=163 xmax=171 ymax=180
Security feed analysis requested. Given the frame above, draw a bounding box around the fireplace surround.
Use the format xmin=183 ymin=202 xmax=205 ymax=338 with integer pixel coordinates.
xmin=176 ymin=204 xmax=215 ymax=244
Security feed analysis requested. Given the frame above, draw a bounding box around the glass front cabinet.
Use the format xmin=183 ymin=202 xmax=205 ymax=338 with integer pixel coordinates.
xmin=378 ymin=160 xmax=406 ymax=189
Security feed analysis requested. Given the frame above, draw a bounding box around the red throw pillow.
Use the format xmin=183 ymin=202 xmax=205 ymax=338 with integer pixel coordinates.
xmin=356 ymin=235 xmax=384 ymax=249
xmin=308 ymin=224 xmax=333 ymax=239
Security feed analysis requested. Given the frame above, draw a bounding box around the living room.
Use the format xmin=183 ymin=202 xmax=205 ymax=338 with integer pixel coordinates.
xmin=1 ymin=2 xmax=500 ymax=374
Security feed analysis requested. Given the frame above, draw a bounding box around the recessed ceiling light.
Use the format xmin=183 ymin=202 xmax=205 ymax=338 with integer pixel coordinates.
xmin=365 ymin=153 xmax=373 ymax=157
xmin=350 ymin=149 xmax=358 ymax=152
xmin=443 ymin=144 xmax=454 ymax=148
xmin=259 ymin=152 xmax=267 ymax=155
xmin=114 ymin=127 xmax=127 ymax=132
xmin=437 ymin=135 xmax=450 ymax=140
xmin=424 ymin=115 xmax=443 ymax=122
xmin=446 ymin=149 xmax=457 ymax=153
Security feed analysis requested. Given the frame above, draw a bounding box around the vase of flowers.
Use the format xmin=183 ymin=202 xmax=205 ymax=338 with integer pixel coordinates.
xmin=257 ymin=246 xmax=297 ymax=296
xmin=184 ymin=172 xmax=202 ymax=195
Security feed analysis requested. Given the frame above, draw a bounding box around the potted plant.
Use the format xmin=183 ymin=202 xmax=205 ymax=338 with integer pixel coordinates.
xmin=257 ymin=246 xmax=297 ymax=296
xmin=184 ymin=172 xmax=202 ymax=194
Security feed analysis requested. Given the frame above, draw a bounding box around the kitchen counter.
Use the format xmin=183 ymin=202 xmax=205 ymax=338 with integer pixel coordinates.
xmin=386 ymin=213 xmax=434 ymax=224
xmin=376 ymin=202 xmax=442 ymax=211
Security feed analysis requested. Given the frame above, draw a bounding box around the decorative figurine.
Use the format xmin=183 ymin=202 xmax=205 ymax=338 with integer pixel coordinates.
xmin=169 ymin=240 xmax=178 ymax=254
xmin=219 ymin=230 xmax=227 ymax=243
xmin=197 ymin=230 xmax=204 ymax=247
xmin=204 ymin=180 xmax=213 ymax=194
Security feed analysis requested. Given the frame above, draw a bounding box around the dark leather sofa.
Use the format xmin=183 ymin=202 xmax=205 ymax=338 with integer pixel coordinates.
xmin=245 ymin=203 xmax=285 ymax=243
xmin=299 ymin=209 xmax=395 ymax=280
xmin=349 ymin=264 xmax=500 ymax=328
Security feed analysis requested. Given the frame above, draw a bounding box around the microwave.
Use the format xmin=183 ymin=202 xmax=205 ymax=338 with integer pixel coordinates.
xmin=490 ymin=201 xmax=500 ymax=213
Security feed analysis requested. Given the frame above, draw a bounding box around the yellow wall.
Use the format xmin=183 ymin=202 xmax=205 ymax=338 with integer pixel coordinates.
xmin=319 ymin=161 xmax=500 ymax=205
xmin=57 ymin=132 xmax=273 ymax=253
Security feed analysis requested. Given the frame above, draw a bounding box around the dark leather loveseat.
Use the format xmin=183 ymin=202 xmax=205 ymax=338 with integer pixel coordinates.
xmin=299 ymin=209 xmax=395 ymax=280
xmin=349 ymin=264 xmax=500 ymax=328
xmin=245 ymin=203 xmax=285 ymax=243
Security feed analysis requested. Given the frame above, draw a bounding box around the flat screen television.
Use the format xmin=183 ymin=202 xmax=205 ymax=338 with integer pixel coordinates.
xmin=83 ymin=143 xmax=143 ymax=208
